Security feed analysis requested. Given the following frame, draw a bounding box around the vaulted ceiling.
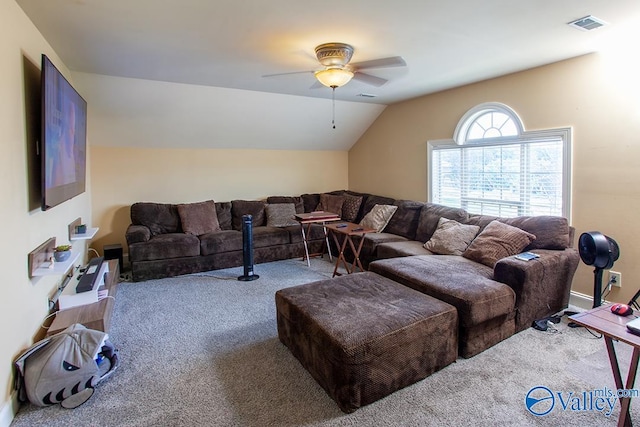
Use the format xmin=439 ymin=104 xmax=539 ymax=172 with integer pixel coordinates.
xmin=16 ymin=0 xmax=640 ymax=150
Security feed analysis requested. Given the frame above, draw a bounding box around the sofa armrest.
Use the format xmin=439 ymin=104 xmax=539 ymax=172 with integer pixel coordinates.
xmin=494 ymin=248 xmax=580 ymax=332
xmin=126 ymin=224 xmax=151 ymax=245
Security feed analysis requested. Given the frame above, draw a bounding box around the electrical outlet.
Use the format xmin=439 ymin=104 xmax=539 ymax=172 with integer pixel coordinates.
xmin=609 ymin=271 xmax=622 ymax=288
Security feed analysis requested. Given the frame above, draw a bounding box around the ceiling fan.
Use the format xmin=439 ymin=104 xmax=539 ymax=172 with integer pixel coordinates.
xmin=263 ymin=42 xmax=407 ymax=89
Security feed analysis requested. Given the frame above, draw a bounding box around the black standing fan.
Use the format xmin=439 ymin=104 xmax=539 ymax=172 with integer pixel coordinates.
xmin=238 ymin=214 xmax=259 ymax=281
xmin=578 ymin=231 xmax=619 ymax=308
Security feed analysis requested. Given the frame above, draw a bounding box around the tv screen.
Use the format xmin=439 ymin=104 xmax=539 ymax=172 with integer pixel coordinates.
xmin=41 ymin=54 xmax=87 ymax=211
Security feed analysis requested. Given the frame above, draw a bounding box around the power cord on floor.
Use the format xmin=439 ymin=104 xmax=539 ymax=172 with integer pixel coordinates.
xmin=532 ymin=310 xmax=603 ymax=339
xmin=190 ymin=273 xmax=239 ymax=281
xmin=564 ymin=310 xmax=603 ymax=339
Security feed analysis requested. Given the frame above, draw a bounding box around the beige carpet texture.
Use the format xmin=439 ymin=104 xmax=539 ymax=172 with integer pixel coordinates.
xmin=11 ymin=258 xmax=638 ymax=426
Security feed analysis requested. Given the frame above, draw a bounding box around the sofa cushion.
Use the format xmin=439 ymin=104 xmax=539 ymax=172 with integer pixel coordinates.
xmin=301 ymin=193 xmax=320 ymax=213
xmin=466 ymin=214 xmax=570 ymax=251
xmin=377 ymin=240 xmax=433 ymax=259
xmin=130 ymin=202 xmax=181 ymax=236
xmin=369 ymin=255 xmax=516 ymax=327
xmin=415 ymin=203 xmax=469 ymax=243
xmin=463 ymin=220 xmax=536 ymax=267
xmin=360 ymin=204 xmax=398 ymax=232
xmin=215 ymin=202 xmax=233 ymax=230
xmin=464 ymin=214 xmax=499 ymax=231
xmin=317 ymin=193 xmax=345 ymax=216
xmin=231 ymin=200 xmax=266 ymax=230
xmin=177 ymin=200 xmax=221 ymax=236
xmin=500 ymin=216 xmax=570 ymax=250
xmin=200 ymin=230 xmax=242 ymax=255
xmin=384 ymin=200 xmax=424 ymax=240
xmin=200 ymin=226 xmax=291 ymax=254
xmin=129 ymin=233 xmax=200 ymax=262
xmin=265 ymin=203 xmax=299 ymax=227
xmin=267 ymin=196 xmax=305 ymax=214
xmin=253 ymin=226 xmax=290 ymax=248
xmin=424 ymin=218 xmax=480 ymax=256
xmin=341 ymin=193 xmax=363 ymax=222
xmin=355 ymin=232 xmax=409 ymax=262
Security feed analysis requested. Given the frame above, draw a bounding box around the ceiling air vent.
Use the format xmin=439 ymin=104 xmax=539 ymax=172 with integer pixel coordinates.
xmin=568 ymin=15 xmax=607 ymax=31
xmin=357 ymin=93 xmax=377 ymax=98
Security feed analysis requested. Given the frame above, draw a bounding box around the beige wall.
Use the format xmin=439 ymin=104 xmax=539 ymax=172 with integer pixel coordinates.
xmin=350 ymin=52 xmax=640 ymax=304
xmin=0 ymin=1 xmax=93 ymax=422
xmin=4 ymin=2 xmax=638 ymax=422
xmin=89 ymin=146 xmax=348 ymax=253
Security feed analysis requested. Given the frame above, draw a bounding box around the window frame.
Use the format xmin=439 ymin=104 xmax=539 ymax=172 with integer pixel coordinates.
xmin=427 ymin=103 xmax=572 ymax=219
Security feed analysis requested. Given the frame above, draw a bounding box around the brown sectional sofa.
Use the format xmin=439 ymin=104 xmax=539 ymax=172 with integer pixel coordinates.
xmin=126 ymin=197 xmax=327 ymax=281
xmin=356 ymin=199 xmax=580 ymax=357
xmin=125 ymin=190 xmax=579 ymax=359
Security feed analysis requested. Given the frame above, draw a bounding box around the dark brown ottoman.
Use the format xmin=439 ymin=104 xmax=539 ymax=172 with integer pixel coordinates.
xmin=275 ymin=271 xmax=458 ymax=413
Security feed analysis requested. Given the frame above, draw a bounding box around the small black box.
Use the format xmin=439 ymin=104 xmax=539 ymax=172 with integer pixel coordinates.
xmin=103 ymin=243 xmax=123 ymax=271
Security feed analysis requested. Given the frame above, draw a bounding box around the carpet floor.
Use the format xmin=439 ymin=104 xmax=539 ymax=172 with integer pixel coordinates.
xmin=11 ymin=258 xmax=639 ymax=426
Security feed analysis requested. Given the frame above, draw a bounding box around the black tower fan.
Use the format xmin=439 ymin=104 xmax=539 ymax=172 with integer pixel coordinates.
xmin=238 ymin=214 xmax=259 ymax=281
xmin=578 ymin=231 xmax=619 ymax=308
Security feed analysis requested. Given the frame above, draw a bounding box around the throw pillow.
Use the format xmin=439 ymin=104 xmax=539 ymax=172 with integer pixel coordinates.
xmin=359 ymin=204 xmax=398 ymax=232
xmin=424 ymin=217 xmax=480 ymax=256
xmin=266 ymin=196 xmax=305 ymax=214
xmin=265 ymin=203 xmax=299 ymax=227
xmin=177 ymin=200 xmax=221 ymax=236
xmin=463 ymin=220 xmax=536 ymax=267
xmin=316 ymin=193 xmax=345 ymax=216
xmin=341 ymin=194 xmax=363 ymax=222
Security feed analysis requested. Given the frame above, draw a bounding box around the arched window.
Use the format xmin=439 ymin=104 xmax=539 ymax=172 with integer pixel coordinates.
xmin=428 ymin=103 xmax=571 ymax=218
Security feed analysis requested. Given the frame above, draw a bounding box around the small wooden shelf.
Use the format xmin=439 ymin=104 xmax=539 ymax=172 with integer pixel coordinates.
xmin=69 ymin=227 xmax=99 ymax=241
xmin=48 ymin=259 xmax=119 ymax=336
xmin=31 ymin=251 xmax=80 ymax=277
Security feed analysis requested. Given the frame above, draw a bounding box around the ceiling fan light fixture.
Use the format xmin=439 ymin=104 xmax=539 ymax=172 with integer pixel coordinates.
xmin=314 ymin=68 xmax=354 ymax=88
xmin=315 ymin=42 xmax=354 ymax=67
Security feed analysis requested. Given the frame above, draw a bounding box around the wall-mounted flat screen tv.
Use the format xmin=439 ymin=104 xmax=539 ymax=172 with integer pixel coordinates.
xmin=41 ymin=54 xmax=87 ymax=211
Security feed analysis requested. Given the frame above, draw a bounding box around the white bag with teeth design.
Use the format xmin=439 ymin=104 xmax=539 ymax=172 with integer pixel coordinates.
xmin=14 ymin=323 xmax=118 ymax=409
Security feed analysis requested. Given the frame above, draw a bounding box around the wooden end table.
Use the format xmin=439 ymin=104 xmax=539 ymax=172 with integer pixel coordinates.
xmin=324 ymin=222 xmax=376 ymax=277
xmin=294 ymin=212 xmax=341 ymax=267
xmin=570 ymin=304 xmax=640 ymax=427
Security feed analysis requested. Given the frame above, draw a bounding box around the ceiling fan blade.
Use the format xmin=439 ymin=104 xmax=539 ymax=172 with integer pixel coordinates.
xmin=350 ymin=56 xmax=406 ymax=70
xmin=262 ymin=70 xmax=315 ymax=78
xmin=353 ymin=72 xmax=388 ymax=87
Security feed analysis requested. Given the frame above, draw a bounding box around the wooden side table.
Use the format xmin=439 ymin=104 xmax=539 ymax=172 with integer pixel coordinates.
xmin=570 ymin=305 xmax=640 ymax=427
xmin=325 ymin=222 xmax=376 ymax=277
xmin=294 ymin=211 xmax=341 ymax=267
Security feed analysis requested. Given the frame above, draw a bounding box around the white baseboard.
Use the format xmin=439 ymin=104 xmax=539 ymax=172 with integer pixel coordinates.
xmin=569 ymin=290 xmax=598 ymax=311
xmin=0 ymin=392 xmax=18 ymax=427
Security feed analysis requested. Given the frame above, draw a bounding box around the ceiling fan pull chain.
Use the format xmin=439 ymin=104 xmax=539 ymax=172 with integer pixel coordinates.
xmin=332 ymin=86 xmax=336 ymax=129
